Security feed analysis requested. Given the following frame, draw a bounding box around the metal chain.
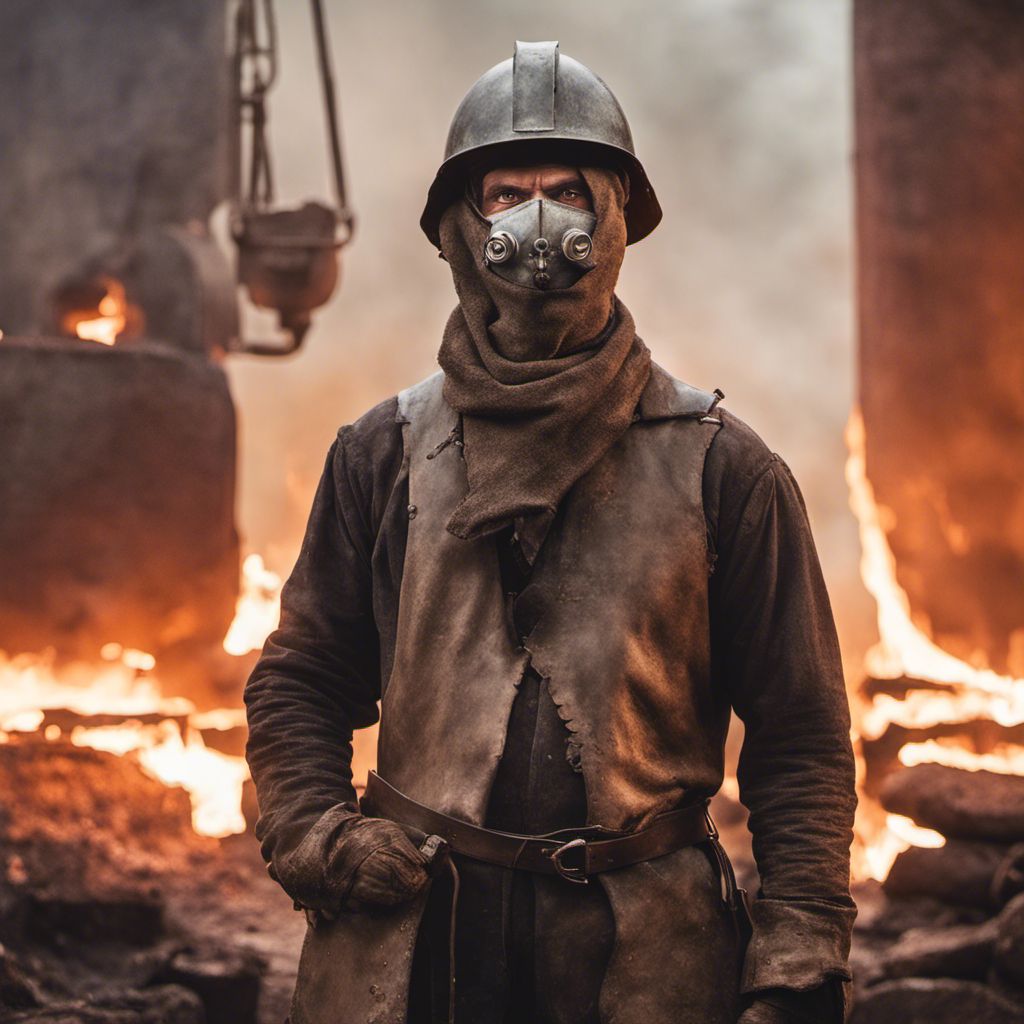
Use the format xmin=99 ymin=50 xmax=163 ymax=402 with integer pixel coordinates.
xmin=235 ymin=0 xmax=278 ymax=210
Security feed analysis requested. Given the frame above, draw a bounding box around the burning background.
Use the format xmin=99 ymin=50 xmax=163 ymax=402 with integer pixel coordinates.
xmin=1 ymin=1 xmax=1022 ymax=1022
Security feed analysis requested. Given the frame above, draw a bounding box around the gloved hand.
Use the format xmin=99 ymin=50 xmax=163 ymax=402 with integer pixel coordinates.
xmin=336 ymin=815 xmax=432 ymax=910
xmin=272 ymin=803 xmax=430 ymax=916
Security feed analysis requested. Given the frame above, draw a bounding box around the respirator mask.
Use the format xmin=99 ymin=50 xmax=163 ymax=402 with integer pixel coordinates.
xmin=482 ymin=198 xmax=597 ymax=290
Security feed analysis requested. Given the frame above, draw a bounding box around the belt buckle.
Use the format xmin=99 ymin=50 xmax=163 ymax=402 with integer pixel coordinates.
xmin=549 ymin=836 xmax=589 ymax=885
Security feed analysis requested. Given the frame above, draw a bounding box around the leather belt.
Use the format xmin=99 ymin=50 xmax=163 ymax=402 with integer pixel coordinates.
xmin=362 ymin=770 xmax=711 ymax=884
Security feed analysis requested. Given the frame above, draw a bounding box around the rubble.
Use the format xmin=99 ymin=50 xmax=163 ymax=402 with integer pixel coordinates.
xmin=26 ymin=892 xmax=165 ymax=948
xmin=873 ymin=920 xmax=999 ymax=982
xmin=881 ymin=764 xmax=1024 ymax=842
xmin=850 ymin=978 xmax=1024 ymax=1024
xmin=884 ymin=840 xmax=1010 ymax=909
xmin=0 ymin=737 xmax=302 ymax=1024
xmin=995 ymin=893 xmax=1024 ymax=989
xmin=0 ymin=945 xmax=43 ymax=1010
xmin=7 ymin=985 xmax=205 ymax=1024
xmin=152 ymin=947 xmax=262 ymax=1024
xmin=859 ymin=719 xmax=1024 ymax=798
xmin=854 ymin=763 xmax=1024 ymax=1017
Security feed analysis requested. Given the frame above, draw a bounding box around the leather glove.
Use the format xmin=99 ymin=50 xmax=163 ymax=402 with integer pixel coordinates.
xmin=273 ymin=803 xmax=430 ymax=916
xmin=337 ymin=815 xmax=431 ymax=910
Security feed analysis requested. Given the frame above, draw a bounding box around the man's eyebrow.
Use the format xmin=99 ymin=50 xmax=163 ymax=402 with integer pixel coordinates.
xmin=543 ymin=176 xmax=588 ymax=193
xmin=481 ymin=179 xmax=528 ymax=195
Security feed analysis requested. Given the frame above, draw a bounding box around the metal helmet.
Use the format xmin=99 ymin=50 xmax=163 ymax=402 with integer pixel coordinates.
xmin=421 ymin=41 xmax=662 ymax=249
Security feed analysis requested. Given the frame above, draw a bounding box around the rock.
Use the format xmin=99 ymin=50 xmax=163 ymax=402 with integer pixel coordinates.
xmin=849 ymin=934 xmax=891 ymax=991
xmin=988 ymin=972 xmax=1024 ymax=1013
xmin=0 ymin=739 xmax=208 ymax=886
xmin=849 ymin=978 xmax=1024 ymax=1024
xmin=0 ymin=943 xmax=42 ymax=1009
xmin=862 ymin=676 xmax=959 ymax=701
xmin=884 ymin=840 xmax=1010 ymax=909
xmin=860 ymin=720 xmax=1024 ymax=800
xmin=879 ymin=919 xmax=999 ymax=982
xmin=993 ymin=843 xmax=1024 ymax=906
xmin=100 ymin=986 xmax=205 ymax=1024
xmin=7 ymin=985 xmax=204 ymax=1023
xmin=881 ymin=765 xmax=1024 ymax=842
xmin=152 ymin=946 xmax=262 ymax=1024
xmin=995 ymin=892 xmax=1024 ymax=988
xmin=854 ymin=880 xmax=984 ymax=937
xmin=8 ymin=1009 xmax=140 ymax=1023
xmin=26 ymin=891 xmax=164 ymax=947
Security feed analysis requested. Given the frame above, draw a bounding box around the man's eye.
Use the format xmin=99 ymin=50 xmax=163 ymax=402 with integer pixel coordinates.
xmin=561 ymin=189 xmax=580 ymax=200
xmin=498 ymin=191 xmax=519 ymax=203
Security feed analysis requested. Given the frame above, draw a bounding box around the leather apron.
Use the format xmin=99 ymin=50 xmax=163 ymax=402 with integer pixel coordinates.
xmin=290 ymin=364 xmax=742 ymax=1024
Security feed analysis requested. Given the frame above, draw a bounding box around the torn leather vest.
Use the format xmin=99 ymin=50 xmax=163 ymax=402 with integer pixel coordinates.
xmin=290 ymin=363 xmax=743 ymax=1024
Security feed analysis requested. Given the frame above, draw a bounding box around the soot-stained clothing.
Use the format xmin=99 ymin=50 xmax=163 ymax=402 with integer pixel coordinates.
xmin=245 ymin=383 xmax=857 ymax=1017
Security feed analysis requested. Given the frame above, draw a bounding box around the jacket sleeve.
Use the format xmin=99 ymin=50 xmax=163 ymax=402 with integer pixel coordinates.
xmin=710 ymin=451 xmax=857 ymax=1000
xmin=243 ymin=430 xmax=383 ymax=874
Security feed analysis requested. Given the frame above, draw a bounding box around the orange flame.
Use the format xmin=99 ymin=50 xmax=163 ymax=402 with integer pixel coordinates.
xmin=67 ymin=277 xmax=128 ymax=346
xmin=223 ymin=553 xmax=282 ymax=656
xmin=845 ymin=410 xmax=1024 ymax=880
xmin=0 ymin=645 xmax=248 ymax=838
xmin=0 ymin=552 xmax=286 ymax=839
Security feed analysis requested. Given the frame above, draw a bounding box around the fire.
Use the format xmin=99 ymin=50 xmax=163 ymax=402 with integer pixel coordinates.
xmin=223 ymin=552 xmax=282 ymax=656
xmin=64 ymin=276 xmax=128 ymax=346
xmin=0 ymin=644 xmax=191 ymax=728
xmin=860 ymin=813 xmax=945 ymax=884
xmin=71 ymin=719 xmax=250 ymax=837
xmin=898 ymin=739 xmax=1024 ymax=776
xmin=0 ymin=557 xmax=282 ymax=835
xmin=0 ymin=553 xmax=284 ymax=841
xmin=0 ymin=646 xmax=248 ymax=838
xmin=845 ymin=410 xmax=1024 ymax=880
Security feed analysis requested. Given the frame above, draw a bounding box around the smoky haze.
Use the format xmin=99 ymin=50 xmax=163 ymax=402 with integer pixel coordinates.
xmin=225 ymin=0 xmax=875 ymax=670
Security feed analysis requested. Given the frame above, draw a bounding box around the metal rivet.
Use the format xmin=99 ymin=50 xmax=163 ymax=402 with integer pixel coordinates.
xmin=407 ymin=504 xmax=417 ymax=519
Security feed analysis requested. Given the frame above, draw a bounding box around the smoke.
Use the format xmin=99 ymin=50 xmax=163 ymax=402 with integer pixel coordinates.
xmin=225 ymin=0 xmax=875 ymax=671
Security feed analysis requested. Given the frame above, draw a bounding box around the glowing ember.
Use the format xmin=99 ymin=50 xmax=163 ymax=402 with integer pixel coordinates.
xmin=899 ymin=739 xmax=1024 ymax=776
xmin=0 ymin=550 xmax=286 ymax=838
xmin=846 ymin=409 xmax=1024 ymax=880
xmin=71 ymin=720 xmax=249 ymax=836
xmin=0 ymin=647 xmax=248 ymax=838
xmin=223 ymin=553 xmax=282 ymax=656
xmin=66 ymin=277 xmax=128 ymax=346
xmin=0 ymin=647 xmax=191 ymax=729
xmin=190 ymin=707 xmax=248 ymax=730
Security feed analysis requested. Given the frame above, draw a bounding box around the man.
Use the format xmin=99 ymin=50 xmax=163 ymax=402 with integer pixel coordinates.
xmin=245 ymin=41 xmax=857 ymax=1024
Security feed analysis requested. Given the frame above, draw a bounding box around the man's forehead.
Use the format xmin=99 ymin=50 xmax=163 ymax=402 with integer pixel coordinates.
xmin=480 ymin=164 xmax=583 ymax=185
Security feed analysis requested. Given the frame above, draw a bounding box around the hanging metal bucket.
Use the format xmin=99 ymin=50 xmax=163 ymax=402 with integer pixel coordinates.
xmin=234 ymin=202 xmax=342 ymax=351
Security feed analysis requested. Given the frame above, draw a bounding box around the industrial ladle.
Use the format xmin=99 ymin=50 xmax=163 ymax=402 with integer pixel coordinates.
xmin=230 ymin=0 xmax=355 ymax=356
